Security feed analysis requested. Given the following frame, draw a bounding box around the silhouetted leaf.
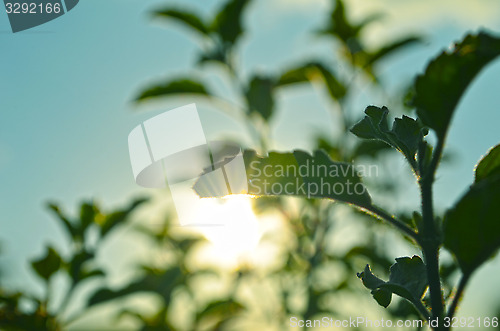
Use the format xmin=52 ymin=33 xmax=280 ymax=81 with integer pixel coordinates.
xmin=153 ymin=8 xmax=209 ymax=36
xmin=30 ymin=246 xmax=62 ymax=282
xmin=351 ymin=106 xmax=427 ymax=168
xmin=357 ymin=256 xmax=428 ymax=308
xmin=245 ymin=75 xmax=275 ymax=120
xmin=444 ymin=173 xmax=500 ymax=275
xmin=136 ymin=78 xmax=210 ymax=102
xmin=197 ymin=149 xmax=372 ymax=207
xmin=475 ymin=144 xmax=500 ymax=183
xmin=211 ymin=0 xmax=251 ymax=44
xmin=412 ymin=31 xmax=500 ymax=138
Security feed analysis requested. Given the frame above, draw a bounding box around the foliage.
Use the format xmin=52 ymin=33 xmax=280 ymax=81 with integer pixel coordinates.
xmin=2 ymin=1 xmax=499 ymax=330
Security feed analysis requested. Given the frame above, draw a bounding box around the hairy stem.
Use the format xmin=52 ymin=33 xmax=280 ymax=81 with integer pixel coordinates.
xmin=362 ymin=204 xmax=419 ymax=242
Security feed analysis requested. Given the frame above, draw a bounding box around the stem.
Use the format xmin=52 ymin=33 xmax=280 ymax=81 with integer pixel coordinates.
xmin=446 ymin=273 xmax=470 ymax=318
xmin=362 ymin=204 xmax=419 ymax=242
xmin=413 ymin=298 xmax=432 ymax=321
xmin=419 ymin=135 xmax=446 ymax=329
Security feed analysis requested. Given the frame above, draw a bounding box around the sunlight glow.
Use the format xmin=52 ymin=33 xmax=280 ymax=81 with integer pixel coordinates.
xmin=193 ymin=196 xmax=261 ymax=264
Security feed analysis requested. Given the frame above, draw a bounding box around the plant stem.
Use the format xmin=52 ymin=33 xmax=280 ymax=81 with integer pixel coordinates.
xmin=362 ymin=204 xmax=419 ymax=242
xmin=446 ymin=273 xmax=470 ymax=318
xmin=419 ymin=135 xmax=446 ymax=329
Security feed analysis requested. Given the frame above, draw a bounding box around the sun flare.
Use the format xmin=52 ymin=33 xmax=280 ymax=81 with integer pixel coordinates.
xmin=193 ymin=195 xmax=261 ymax=263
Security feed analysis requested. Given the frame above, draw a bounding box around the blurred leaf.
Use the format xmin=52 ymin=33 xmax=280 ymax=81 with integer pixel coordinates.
xmin=195 ymin=149 xmax=372 ymax=208
xmin=357 ymin=256 xmax=428 ymax=308
xmin=351 ymin=106 xmax=427 ymax=168
xmin=101 ymin=198 xmax=147 ymax=237
xmin=277 ymin=62 xmax=346 ymax=101
xmin=317 ymin=0 xmax=361 ymax=51
xmin=196 ymin=300 xmax=245 ymax=321
xmin=197 ymin=48 xmax=227 ymax=66
xmin=245 ymin=75 xmax=275 ymax=120
xmin=30 ymin=246 xmax=62 ymax=282
xmin=366 ymin=36 xmax=422 ymax=66
xmin=136 ymin=78 xmax=210 ymax=102
xmin=47 ymin=203 xmax=78 ymax=240
xmin=211 ymin=0 xmax=251 ymax=44
xmin=88 ymin=267 xmax=183 ymax=307
xmin=67 ymin=251 xmax=93 ymax=283
xmin=153 ymin=8 xmax=209 ymax=36
xmin=475 ymin=143 xmax=500 ymax=183
xmin=352 ymin=140 xmax=392 ymax=159
xmin=80 ymin=202 xmax=98 ymax=233
xmin=444 ymin=172 xmax=500 ymax=275
xmin=412 ymin=31 xmax=500 ymax=138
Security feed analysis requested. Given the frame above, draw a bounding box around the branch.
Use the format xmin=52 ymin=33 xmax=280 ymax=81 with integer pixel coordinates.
xmin=362 ymin=204 xmax=419 ymax=242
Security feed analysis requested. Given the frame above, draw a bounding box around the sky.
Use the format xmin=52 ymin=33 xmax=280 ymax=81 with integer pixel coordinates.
xmin=1 ymin=0 xmax=500 ymax=323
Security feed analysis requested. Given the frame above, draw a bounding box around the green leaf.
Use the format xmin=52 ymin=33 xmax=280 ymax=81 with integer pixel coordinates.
xmin=211 ymin=0 xmax=251 ymax=44
xmin=195 ymin=149 xmax=372 ymax=208
xmin=100 ymin=198 xmax=147 ymax=237
xmin=245 ymin=75 xmax=275 ymax=120
xmin=412 ymin=31 xmax=500 ymax=138
xmin=277 ymin=62 xmax=346 ymax=101
xmin=152 ymin=8 xmax=209 ymax=36
xmin=196 ymin=300 xmax=245 ymax=321
xmin=475 ymin=144 xmax=500 ymax=183
xmin=317 ymin=0 xmax=361 ymax=46
xmin=136 ymin=78 xmax=210 ymax=102
xmin=80 ymin=202 xmax=98 ymax=233
xmin=30 ymin=246 xmax=62 ymax=282
xmin=444 ymin=175 xmax=500 ymax=275
xmin=366 ymin=36 xmax=422 ymax=66
xmin=47 ymin=203 xmax=78 ymax=240
xmin=357 ymin=256 xmax=428 ymax=308
xmin=88 ymin=267 xmax=183 ymax=307
xmin=351 ymin=106 xmax=427 ymax=168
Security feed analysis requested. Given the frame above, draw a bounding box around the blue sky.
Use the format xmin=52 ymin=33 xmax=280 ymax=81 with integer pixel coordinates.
xmin=1 ymin=0 xmax=500 ymax=321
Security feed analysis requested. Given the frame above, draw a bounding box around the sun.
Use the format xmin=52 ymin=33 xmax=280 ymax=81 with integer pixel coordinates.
xmin=192 ymin=195 xmax=261 ymax=264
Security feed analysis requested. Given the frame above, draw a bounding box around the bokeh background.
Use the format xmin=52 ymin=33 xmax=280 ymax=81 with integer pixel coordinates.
xmin=1 ymin=0 xmax=500 ymax=329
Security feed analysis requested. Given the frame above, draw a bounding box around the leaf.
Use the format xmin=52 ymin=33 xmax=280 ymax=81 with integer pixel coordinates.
xmin=136 ymin=78 xmax=210 ymax=102
xmin=30 ymin=246 xmax=62 ymax=282
xmin=357 ymin=256 xmax=428 ymax=308
xmin=47 ymin=203 xmax=78 ymax=240
xmin=317 ymin=0 xmax=361 ymax=45
xmin=195 ymin=149 xmax=372 ymax=208
xmin=152 ymin=8 xmax=209 ymax=36
xmin=475 ymin=144 xmax=500 ymax=183
xmin=351 ymin=106 xmax=427 ymax=168
xmin=443 ymin=174 xmax=500 ymax=275
xmin=277 ymin=62 xmax=346 ymax=101
xmin=412 ymin=31 xmax=500 ymax=138
xmin=100 ymin=198 xmax=147 ymax=237
xmin=245 ymin=75 xmax=275 ymax=120
xmin=88 ymin=267 xmax=183 ymax=307
xmin=366 ymin=36 xmax=422 ymax=66
xmin=211 ymin=0 xmax=251 ymax=44
xmin=196 ymin=300 xmax=245 ymax=321
xmin=80 ymin=202 xmax=98 ymax=233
